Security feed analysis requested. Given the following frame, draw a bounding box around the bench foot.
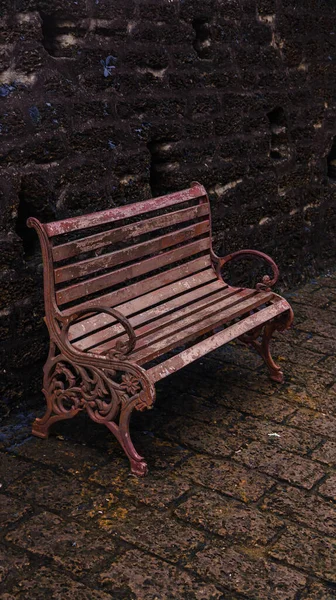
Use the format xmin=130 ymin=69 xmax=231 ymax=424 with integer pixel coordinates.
xmin=240 ymin=308 xmax=293 ymax=384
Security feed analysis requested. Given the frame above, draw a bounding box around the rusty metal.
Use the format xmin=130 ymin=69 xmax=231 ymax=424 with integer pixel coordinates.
xmin=28 ymin=182 xmax=294 ymax=476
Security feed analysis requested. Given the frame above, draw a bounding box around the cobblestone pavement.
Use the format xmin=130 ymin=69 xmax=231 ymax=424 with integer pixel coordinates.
xmin=0 ymin=273 xmax=336 ymax=599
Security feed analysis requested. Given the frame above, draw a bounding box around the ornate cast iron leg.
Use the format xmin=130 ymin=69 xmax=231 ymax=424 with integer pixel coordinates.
xmin=32 ymin=342 xmax=80 ymax=439
xmin=239 ymin=308 xmax=294 ymax=384
xmin=106 ymin=399 xmax=149 ymax=476
xmin=33 ymin=340 xmax=156 ymax=476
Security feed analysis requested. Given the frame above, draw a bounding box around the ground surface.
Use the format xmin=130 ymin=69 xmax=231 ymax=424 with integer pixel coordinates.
xmin=0 ymin=272 xmax=335 ymax=599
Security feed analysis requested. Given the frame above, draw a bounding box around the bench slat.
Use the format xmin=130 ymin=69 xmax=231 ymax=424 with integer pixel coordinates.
xmin=46 ymin=184 xmax=206 ymax=237
xmin=74 ymin=280 xmax=229 ymax=352
xmin=148 ymin=298 xmax=289 ymax=381
xmin=62 ymin=255 xmax=212 ymax=315
xmin=55 ymin=220 xmax=210 ymax=284
xmin=52 ymin=204 xmax=209 ymax=262
xmin=56 ymin=237 xmax=211 ymax=306
xmin=127 ymin=291 xmax=273 ymax=365
xmin=69 ymin=268 xmax=218 ymax=341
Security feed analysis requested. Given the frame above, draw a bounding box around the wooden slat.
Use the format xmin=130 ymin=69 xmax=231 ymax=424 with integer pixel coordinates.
xmin=128 ymin=291 xmax=274 ymax=365
xmin=46 ymin=184 xmax=207 ymax=237
xmin=74 ymin=281 xmax=230 ymax=352
xmin=62 ymin=255 xmax=212 ymax=315
xmin=69 ymin=268 xmax=218 ymax=341
xmin=52 ymin=204 xmax=210 ymax=262
xmin=148 ymin=299 xmax=290 ymax=382
xmin=56 ymin=237 xmax=211 ymax=306
xmin=55 ymin=220 xmax=210 ymax=284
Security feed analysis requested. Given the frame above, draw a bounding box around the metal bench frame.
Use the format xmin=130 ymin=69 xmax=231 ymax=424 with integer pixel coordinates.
xmin=28 ymin=183 xmax=293 ymax=476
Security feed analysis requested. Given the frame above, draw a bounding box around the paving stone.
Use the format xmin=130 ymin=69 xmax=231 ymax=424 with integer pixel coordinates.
xmin=0 ymin=567 xmax=114 ymax=600
xmin=0 ymin=453 xmax=34 ymax=488
xmin=297 ymin=318 xmax=336 ymax=340
xmin=211 ymin=340 xmax=263 ymax=369
xmin=234 ymin=441 xmax=325 ymax=489
xmin=5 ymin=468 xmax=121 ymax=519
xmin=175 ymin=488 xmax=283 ymax=545
xmin=160 ymin=393 xmax=242 ymax=426
xmin=228 ymin=416 xmax=321 ymax=455
xmin=321 ymin=356 xmax=336 ymax=376
xmin=99 ymin=548 xmax=225 ymax=599
xmin=159 ymin=416 xmax=239 ymax=457
xmin=0 ymin=546 xmax=30 ymax=585
xmin=318 ymin=474 xmax=336 ymax=501
xmin=261 ymin=485 xmax=336 ymax=536
xmin=176 ymin=455 xmax=274 ymax=502
xmin=110 ymin=473 xmax=190 ymax=509
xmin=190 ymin=545 xmax=306 ymax=599
xmin=217 ymin=388 xmax=296 ymax=422
xmin=288 ymin=409 xmax=336 ymax=439
xmin=301 ymin=582 xmax=336 ymax=599
xmin=301 ymin=333 xmax=336 ymax=355
xmin=0 ymin=494 xmax=30 ymax=528
xmin=270 ymin=526 xmax=336 ymax=582
xmin=312 ymin=441 xmax=336 ymax=465
xmin=5 ymin=511 xmax=120 ymax=575
xmin=11 ymin=437 xmax=109 ymax=477
xmin=93 ymin=504 xmax=205 ymax=563
xmin=279 ymin=366 xmax=336 ymax=412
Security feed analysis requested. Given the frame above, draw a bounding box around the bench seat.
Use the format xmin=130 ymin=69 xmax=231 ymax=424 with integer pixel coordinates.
xmin=28 ymin=183 xmax=293 ymax=476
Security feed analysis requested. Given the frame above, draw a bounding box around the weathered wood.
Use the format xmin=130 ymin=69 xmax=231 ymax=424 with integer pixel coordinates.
xmin=56 ymin=237 xmax=211 ymax=305
xmin=62 ymin=255 xmax=212 ymax=315
xmin=148 ymin=298 xmax=290 ymax=382
xmin=75 ymin=281 xmax=232 ymax=352
xmin=53 ymin=204 xmax=210 ymax=262
xmin=55 ymin=220 xmax=210 ymax=284
xmin=69 ymin=268 xmax=219 ymax=342
xmin=46 ymin=184 xmax=206 ymax=237
xmin=127 ymin=291 xmax=273 ymax=364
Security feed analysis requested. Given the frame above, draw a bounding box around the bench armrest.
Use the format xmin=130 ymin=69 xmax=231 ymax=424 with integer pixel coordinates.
xmin=213 ymin=249 xmax=279 ymax=290
xmin=61 ymin=306 xmax=136 ymax=359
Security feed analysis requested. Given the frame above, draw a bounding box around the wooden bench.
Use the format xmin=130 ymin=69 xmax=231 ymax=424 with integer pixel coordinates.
xmin=28 ymin=182 xmax=293 ymax=476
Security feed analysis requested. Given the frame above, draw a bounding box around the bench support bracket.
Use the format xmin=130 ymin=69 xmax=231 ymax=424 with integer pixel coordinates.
xmin=32 ymin=341 xmax=155 ymax=476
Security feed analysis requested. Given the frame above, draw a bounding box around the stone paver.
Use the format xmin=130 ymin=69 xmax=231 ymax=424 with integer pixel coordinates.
xmin=0 ymin=273 xmax=335 ymax=598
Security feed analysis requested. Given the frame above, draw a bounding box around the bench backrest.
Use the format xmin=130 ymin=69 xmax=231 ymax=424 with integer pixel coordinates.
xmin=32 ymin=183 xmax=213 ymax=316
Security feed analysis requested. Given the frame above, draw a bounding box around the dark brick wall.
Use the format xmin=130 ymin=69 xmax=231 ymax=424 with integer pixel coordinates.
xmin=0 ymin=0 xmax=335 ymax=413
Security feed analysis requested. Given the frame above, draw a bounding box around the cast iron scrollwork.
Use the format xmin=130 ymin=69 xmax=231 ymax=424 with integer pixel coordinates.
xmin=211 ymin=249 xmax=279 ymax=291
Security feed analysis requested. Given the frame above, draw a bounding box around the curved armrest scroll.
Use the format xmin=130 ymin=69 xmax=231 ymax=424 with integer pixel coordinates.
xmin=213 ymin=249 xmax=279 ymax=290
xmin=61 ymin=306 xmax=136 ymax=358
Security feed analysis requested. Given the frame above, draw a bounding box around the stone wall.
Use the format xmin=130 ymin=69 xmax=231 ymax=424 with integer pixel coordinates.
xmin=0 ymin=0 xmax=335 ymax=414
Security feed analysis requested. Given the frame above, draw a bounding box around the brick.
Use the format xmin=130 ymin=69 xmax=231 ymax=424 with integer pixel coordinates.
xmin=0 ymin=453 xmax=33 ymax=486
xmin=5 ymin=512 xmax=120 ymax=575
xmin=5 ymin=468 xmax=123 ymax=519
xmin=235 ymin=441 xmax=325 ymax=489
xmin=261 ymin=485 xmax=336 ymax=536
xmin=191 ymin=545 xmax=306 ymax=599
xmin=0 ymin=546 xmax=30 ymax=585
xmin=12 ymin=437 xmax=109 ymax=477
xmin=175 ymin=489 xmax=283 ymax=544
xmin=318 ymin=474 xmax=336 ymax=501
xmin=301 ymin=582 xmax=336 ymax=600
xmin=288 ymin=409 xmax=336 ymax=439
xmin=99 ymin=549 xmax=224 ymax=599
xmin=270 ymin=526 xmax=336 ymax=582
xmin=0 ymin=567 xmax=115 ymax=600
xmin=176 ymin=455 xmax=274 ymax=502
xmin=312 ymin=441 xmax=336 ymax=465
xmin=95 ymin=503 xmax=205 ymax=563
xmin=227 ymin=416 xmax=321 ymax=455
xmin=159 ymin=416 xmax=238 ymax=457
xmin=0 ymin=494 xmax=30 ymax=527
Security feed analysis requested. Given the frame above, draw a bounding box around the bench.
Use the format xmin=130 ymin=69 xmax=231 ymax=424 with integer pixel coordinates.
xmin=28 ymin=182 xmax=294 ymax=476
